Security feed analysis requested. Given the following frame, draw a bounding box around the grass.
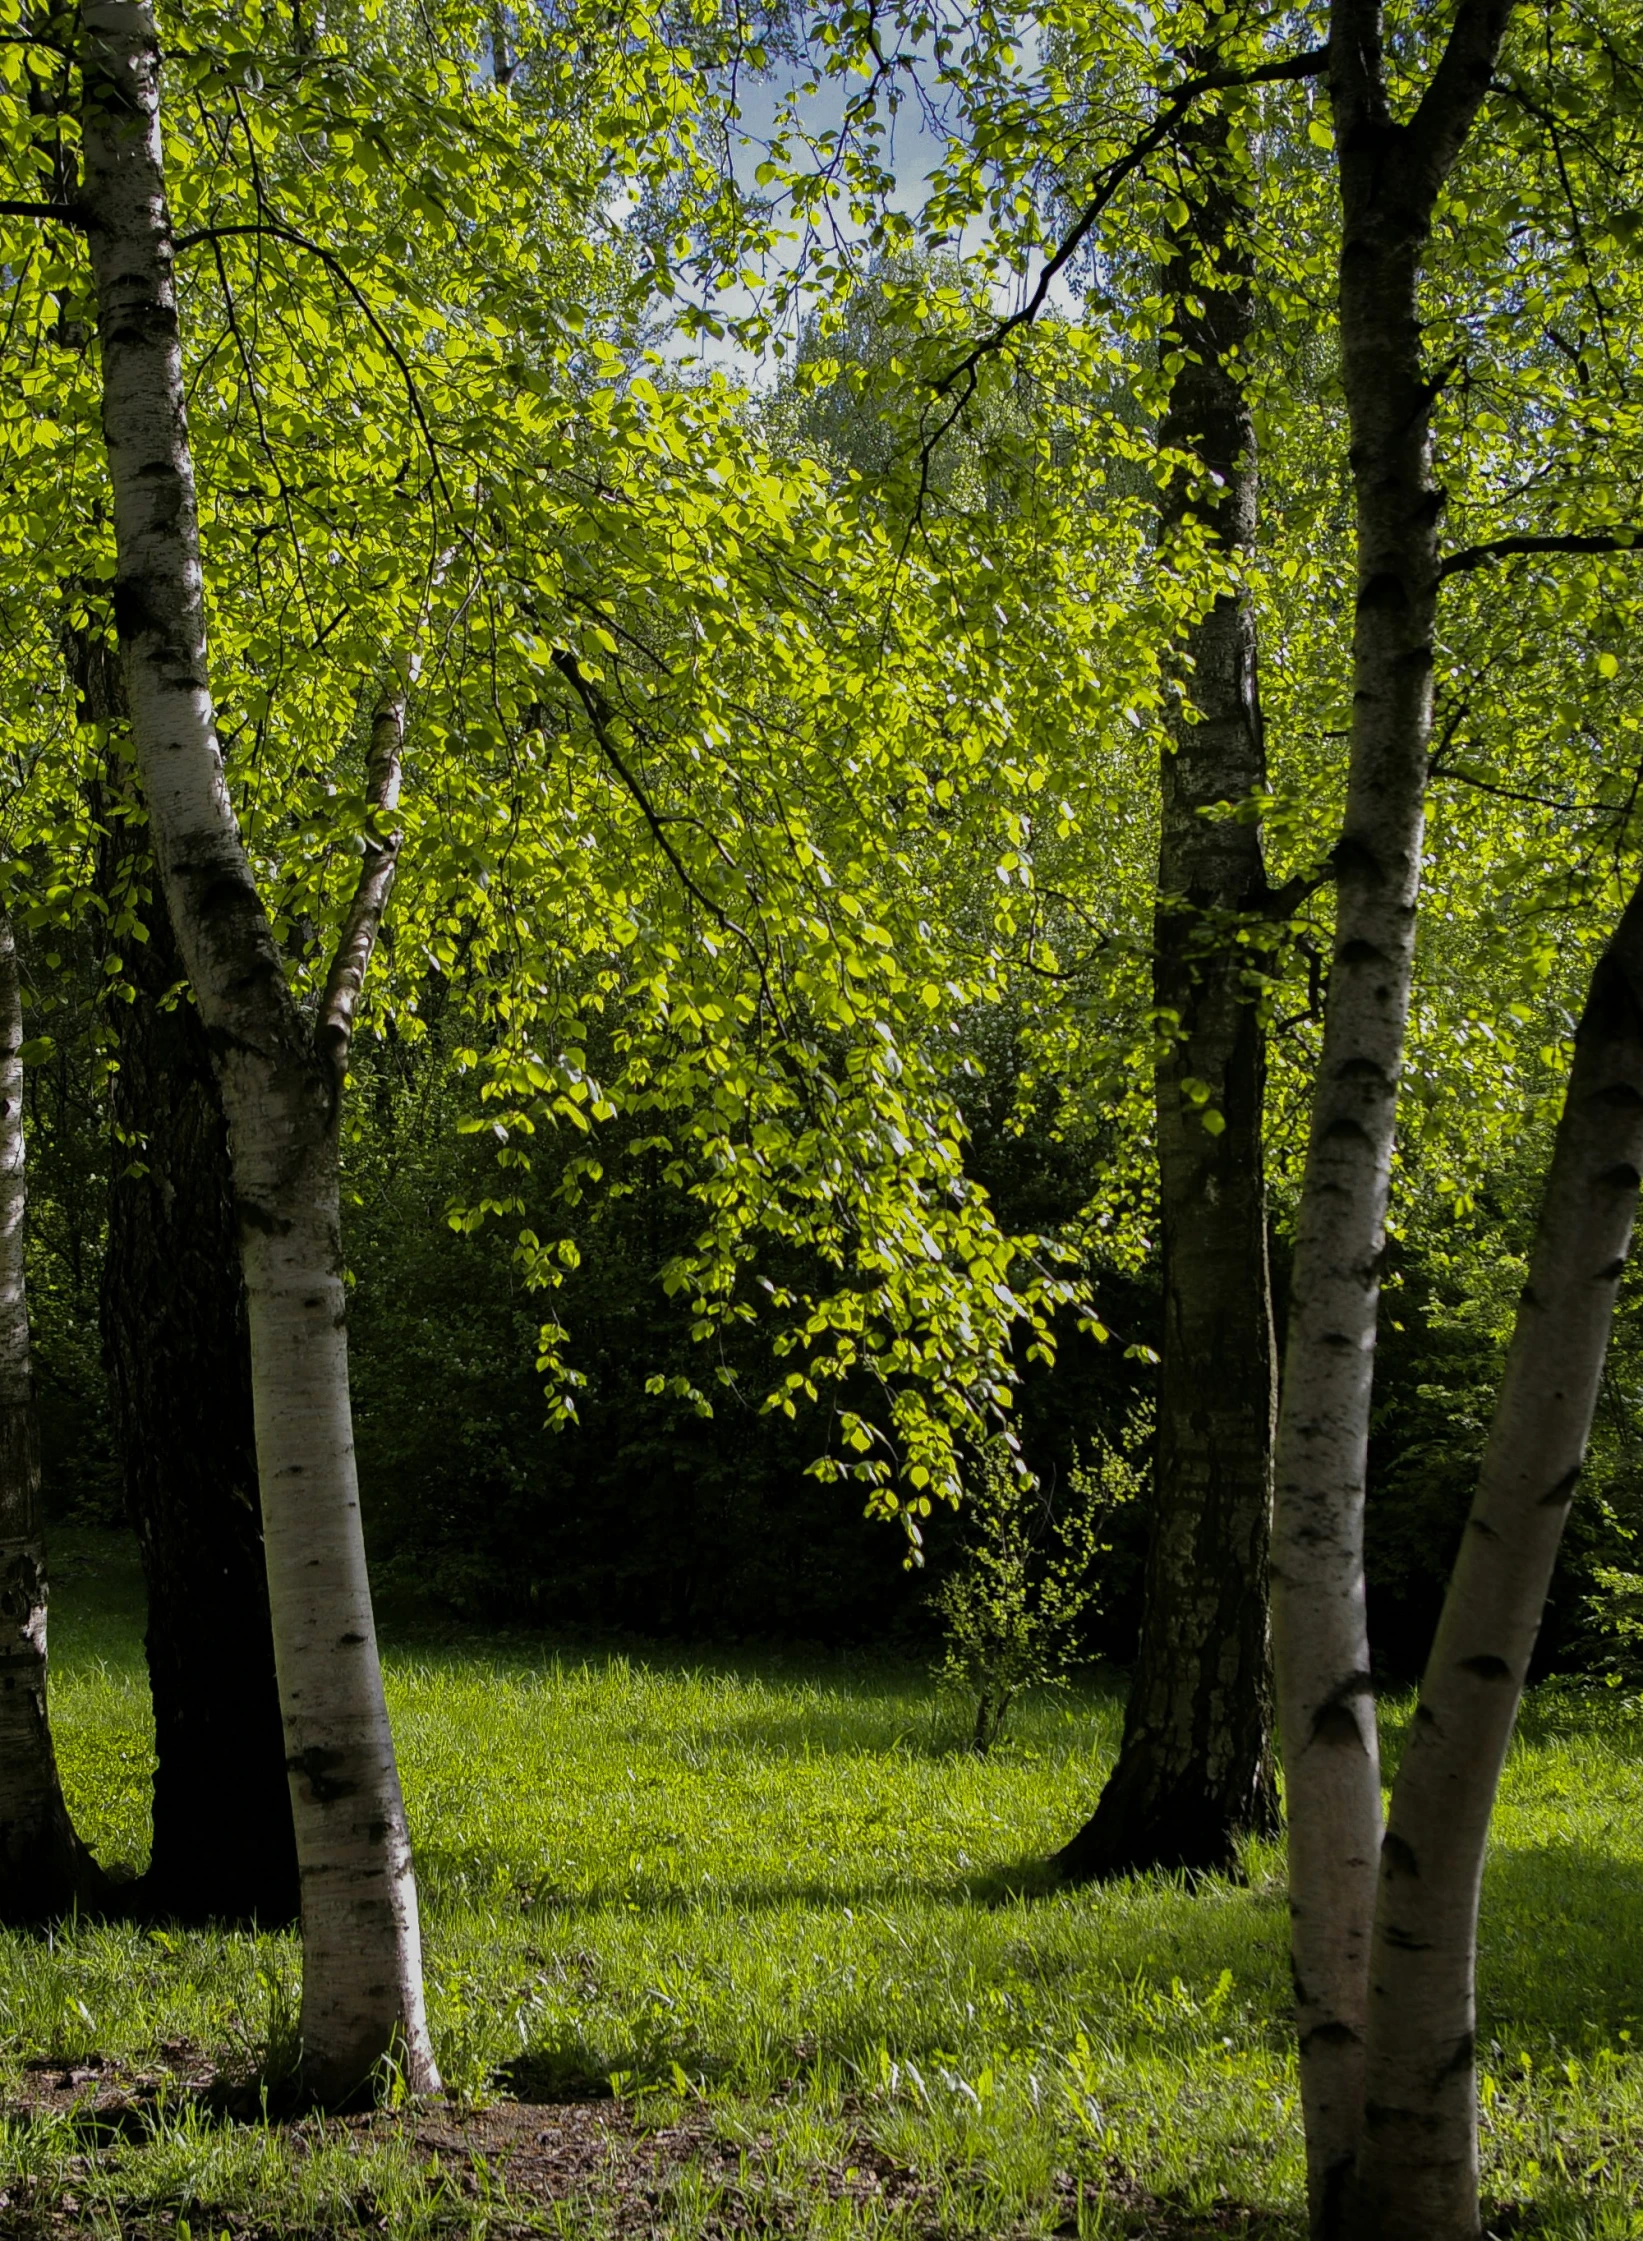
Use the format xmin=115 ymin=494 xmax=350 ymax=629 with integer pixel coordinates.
xmin=7 ymin=1524 xmax=1643 ymax=2237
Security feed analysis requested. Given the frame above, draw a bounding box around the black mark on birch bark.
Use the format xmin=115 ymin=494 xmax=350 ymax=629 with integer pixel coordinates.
xmin=1381 ymin=1832 xmax=1420 ymax=1878
xmin=1538 ymin=1467 xmax=1581 ymax=1508
xmin=286 ymin=1747 xmax=358 ymax=1804
xmin=1300 ymin=2020 xmax=1360 ymax=2051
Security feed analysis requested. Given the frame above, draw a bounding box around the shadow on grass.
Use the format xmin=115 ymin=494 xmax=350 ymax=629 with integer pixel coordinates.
xmin=418 ymin=1852 xmax=1075 ymax=1919
xmin=1479 ymin=1839 xmax=1643 ymax=2045
xmin=498 ymin=2046 xmax=620 ymax=2103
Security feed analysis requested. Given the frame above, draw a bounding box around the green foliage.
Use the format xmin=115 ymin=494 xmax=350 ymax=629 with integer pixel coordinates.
xmin=931 ymin=1411 xmax=1145 ymax=1753
xmin=1 ymin=0 xmax=1155 ymax=1536
xmin=1582 ymin=1569 xmax=1643 ymax=1689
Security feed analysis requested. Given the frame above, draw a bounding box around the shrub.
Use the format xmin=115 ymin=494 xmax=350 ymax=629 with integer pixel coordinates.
xmin=931 ymin=1408 xmax=1146 ymax=1751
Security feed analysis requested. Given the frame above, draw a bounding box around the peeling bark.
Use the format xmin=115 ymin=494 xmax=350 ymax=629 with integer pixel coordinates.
xmin=1271 ymin=3 xmax=1514 ymax=2229
xmin=1353 ymin=879 xmax=1643 ymax=2241
xmin=1058 ymin=85 xmax=1278 ymax=1884
xmin=78 ymin=2 xmax=434 ymax=2099
xmin=0 ymin=911 xmax=106 ymax=1921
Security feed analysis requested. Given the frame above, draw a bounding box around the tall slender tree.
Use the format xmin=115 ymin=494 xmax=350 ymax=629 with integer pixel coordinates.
xmin=1268 ymin=0 xmax=1514 ymax=2227
xmin=76 ymin=0 xmax=436 ymax=2097
xmin=1057 ymin=58 xmax=1280 ymax=1883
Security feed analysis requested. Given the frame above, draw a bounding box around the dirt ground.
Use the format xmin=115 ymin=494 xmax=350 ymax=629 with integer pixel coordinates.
xmin=0 ymin=2053 xmax=1290 ymax=2239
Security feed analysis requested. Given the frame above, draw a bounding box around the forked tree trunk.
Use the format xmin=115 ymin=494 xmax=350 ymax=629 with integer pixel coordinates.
xmin=1058 ymin=86 xmax=1278 ymax=1883
xmin=0 ymin=911 xmax=106 ymax=1920
xmin=79 ymin=1 xmax=435 ymax=2099
xmin=1271 ymin=3 xmax=1512 ymax=2229
xmin=1353 ymin=881 xmax=1643 ymax=2237
xmin=66 ymin=619 xmax=298 ymax=1928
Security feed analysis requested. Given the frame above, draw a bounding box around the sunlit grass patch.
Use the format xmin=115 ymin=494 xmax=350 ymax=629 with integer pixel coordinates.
xmin=11 ymin=1524 xmax=1643 ymax=2236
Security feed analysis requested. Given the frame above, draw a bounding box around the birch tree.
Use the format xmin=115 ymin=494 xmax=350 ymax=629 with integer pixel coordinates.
xmin=72 ymin=0 xmax=437 ymax=2098
xmin=1265 ymin=2 xmax=1643 ymax=2233
xmin=1268 ymin=4 xmax=1512 ymax=2224
xmin=2 ymin=0 xmax=298 ymax=1929
xmin=1354 ymin=880 xmax=1643 ymax=2226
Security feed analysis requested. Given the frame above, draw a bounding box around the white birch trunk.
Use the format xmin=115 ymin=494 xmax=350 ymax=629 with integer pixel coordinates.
xmin=0 ymin=911 xmax=103 ymax=1919
xmin=1352 ymin=879 xmax=1643 ymax=2241
xmin=77 ymin=1 xmax=436 ymax=2100
xmin=1272 ymin=4 xmax=1514 ymax=2228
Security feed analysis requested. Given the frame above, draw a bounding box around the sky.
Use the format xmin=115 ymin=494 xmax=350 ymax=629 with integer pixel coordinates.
xmin=653 ymin=19 xmax=1082 ymax=384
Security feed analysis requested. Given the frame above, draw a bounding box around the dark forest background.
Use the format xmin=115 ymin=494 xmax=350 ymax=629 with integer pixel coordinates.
xmin=24 ymin=936 xmax=1643 ymax=1683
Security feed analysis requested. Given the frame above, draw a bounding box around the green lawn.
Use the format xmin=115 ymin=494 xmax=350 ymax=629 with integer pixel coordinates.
xmin=8 ymin=1527 xmax=1643 ymax=2237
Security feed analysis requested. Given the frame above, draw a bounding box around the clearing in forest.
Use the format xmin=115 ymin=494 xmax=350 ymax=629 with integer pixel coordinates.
xmin=5 ymin=1529 xmax=1642 ymax=2239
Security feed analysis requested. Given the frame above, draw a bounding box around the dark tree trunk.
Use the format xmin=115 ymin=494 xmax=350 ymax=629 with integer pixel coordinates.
xmin=0 ymin=908 xmax=106 ymax=1921
xmin=1057 ymin=90 xmax=1279 ymax=1884
xmin=67 ymin=622 xmax=298 ymax=1926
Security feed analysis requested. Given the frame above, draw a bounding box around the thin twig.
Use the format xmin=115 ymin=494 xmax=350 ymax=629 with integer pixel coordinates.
xmin=551 ymin=647 xmax=785 ymax=1027
xmin=172 ymin=219 xmax=453 ymax=507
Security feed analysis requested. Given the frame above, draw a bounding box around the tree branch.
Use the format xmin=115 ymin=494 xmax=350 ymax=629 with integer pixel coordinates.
xmin=551 ymin=647 xmax=785 ymax=1025
xmin=1404 ymin=0 xmax=1519 ymax=207
xmin=316 ymin=668 xmax=413 ymax=1081
xmin=0 ymin=197 xmax=82 ymax=225
xmin=930 ymin=45 xmax=1328 ymax=409
xmin=1440 ymin=530 xmax=1643 ymax=578
xmin=1263 ymin=869 xmax=1330 ymax=918
xmin=172 ymin=219 xmax=450 ymax=503
xmin=552 ymin=649 xmax=727 ymax=928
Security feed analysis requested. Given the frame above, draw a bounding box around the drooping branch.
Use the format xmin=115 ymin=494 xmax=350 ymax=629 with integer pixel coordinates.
xmin=927 ymin=44 xmax=1328 ymax=414
xmin=172 ymin=219 xmax=452 ymax=505
xmin=551 ymin=647 xmax=786 ymax=1029
xmin=552 ymin=648 xmax=748 ymax=933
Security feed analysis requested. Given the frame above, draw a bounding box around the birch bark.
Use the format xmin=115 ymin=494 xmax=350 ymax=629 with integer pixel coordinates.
xmin=0 ymin=910 xmax=105 ymax=1919
xmin=1351 ymin=880 xmax=1643 ymax=2240
xmin=1058 ymin=84 xmax=1278 ymax=1882
xmin=77 ymin=1 xmax=435 ymax=2097
xmin=1272 ymin=3 xmax=1513 ymax=2227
